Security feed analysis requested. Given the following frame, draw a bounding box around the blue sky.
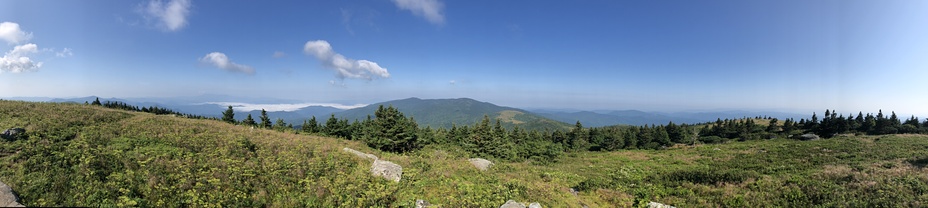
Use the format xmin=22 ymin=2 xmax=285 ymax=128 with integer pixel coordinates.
xmin=1 ymin=0 xmax=926 ymax=116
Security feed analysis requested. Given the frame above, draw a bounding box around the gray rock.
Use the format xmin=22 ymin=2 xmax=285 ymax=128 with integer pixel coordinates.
xmin=528 ymin=202 xmax=542 ymax=208
xmin=568 ymin=188 xmax=579 ymax=196
xmin=343 ymin=147 xmax=378 ymax=161
xmin=500 ymin=200 xmax=525 ymax=208
xmin=0 ymin=181 xmax=25 ymax=207
xmin=416 ymin=199 xmax=431 ymax=208
xmin=468 ymin=158 xmax=493 ymax=171
xmin=799 ymin=133 xmax=820 ymax=141
xmin=371 ymin=159 xmax=402 ymax=182
xmin=1 ymin=128 xmax=25 ymax=141
xmin=647 ymin=201 xmax=676 ymax=208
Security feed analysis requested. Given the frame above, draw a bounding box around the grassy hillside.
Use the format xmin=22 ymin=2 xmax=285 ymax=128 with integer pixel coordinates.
xmin=336 ymin=97 xmax=570 ymax=131
xmin=2 ymin=100 xmax=927 ymax=207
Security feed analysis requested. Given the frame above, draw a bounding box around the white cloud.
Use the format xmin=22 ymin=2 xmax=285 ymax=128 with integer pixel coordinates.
xmin=304 ymin=40 xmax=390 ymax=80
xmin=199 ymin=52 xmax=255 ymax=74
xmin=206 ymin=102 xmax=368 ymax=112
xmin=272 ymin=51 xmax=286 ymax=58
xmin=0 ymin=22 xmax=32 ymax=44
xmin=391 ymin=0 xmax=445 ymax=25
xmin=1 ymin=43 xmax=43 ymax=73
xmin=449 ymin=80 xmax=456 ymax=85
xmin=142 ymin=0 xmax=192 ymax=31
xmin=56 ymin=48 xmax=73 ymax=57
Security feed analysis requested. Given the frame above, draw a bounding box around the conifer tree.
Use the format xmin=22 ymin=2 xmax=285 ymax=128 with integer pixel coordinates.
xmin=242 ymin=114 xmax=256 ymax=126
xmin=302 ymin=116 xmax=319 ymax=133
xmin=222 ymin=105 xmax=236 ymax=124
xmin=361 ymin=105 xmax=420 ymax=152
xmin=274 ymin=118 xmax=288 ymax=131
xmin=259 ymin=109 xmax=271 ymax=129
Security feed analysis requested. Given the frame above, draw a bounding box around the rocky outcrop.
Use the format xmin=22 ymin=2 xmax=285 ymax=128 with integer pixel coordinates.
xmin=0 ymin=181 xmax=25 ymax=207
xmin=371 ymin=159 xmax=403 ymax=182
xmin=343 ymin=147 xmax=379 ymax=161
xmin=342 ymin=147 xmax=403 ymax=182
xmin=499 ymin=200 xmax=541 ymax=208
xmin=468 ymin=158 xmax=493 ymax=171
xmin=500 ymin=200 xmax=525 ymax=208
xmin=647 ymin=201 xmax=675 ymax=208
xmin=799 ymin=133 xmax=820 ymax=141
xmin=1 ymin=128 xmax=25 ymax=141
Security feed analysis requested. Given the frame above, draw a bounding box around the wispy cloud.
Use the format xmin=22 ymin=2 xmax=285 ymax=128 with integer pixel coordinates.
xmin=304 ymin=40 xmax=390 ymax=80
xmin=56 ymin=48 xmax=73 ymax=57
xmin=391 ymin=0 xmax=445 ymax=25
xmin=0 ymin=22 xmax=32 ymax=44
xmin=140 ymin=0 xmax=192 ymax=32
xmin=272 ymin=51 xmax=286 ymax=58
xmin=206 ymin=102 xmax=368 ymax=112
xmin=199 ymin=52 xmax=255 ymax=74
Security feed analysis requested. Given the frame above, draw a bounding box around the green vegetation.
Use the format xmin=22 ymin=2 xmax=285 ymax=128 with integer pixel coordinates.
xmin=2 ymin=100 xmax=927 ymax=207
xmin=335 ymin=97 xmax=571 ymax=131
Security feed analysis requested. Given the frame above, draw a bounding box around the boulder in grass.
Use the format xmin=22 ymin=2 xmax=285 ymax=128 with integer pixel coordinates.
xmin=1 ymin=128 xmax=26 ymax=141
xmin=343 ymin=147 xmax=378 ymax=160
xmin=0 ymin=181 xmax=25 ymax=207
xmin=468 ymin=158 xmax=494 ymax=171
xmin=647 ymin=201 xmax=676 ymax=208
xmin=371 ymin=159 xmax=402 ymax=182
xmin=416 ymin=199 xmax=431 ymax=208
xmin=499 ymin=200 xmax=525 ymax=208
xmin=499 ymin=200 xmax=542 ymax=208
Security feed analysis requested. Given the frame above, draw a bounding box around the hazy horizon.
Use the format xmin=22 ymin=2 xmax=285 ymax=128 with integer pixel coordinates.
xmin=2 ymin=0 xmax=926 ymax=116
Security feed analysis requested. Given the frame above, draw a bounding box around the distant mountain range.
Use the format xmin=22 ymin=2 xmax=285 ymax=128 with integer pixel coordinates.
xmin=8 ymin=95 xmax=810 ymax=129
xmin=531 ymin=109 xmax=809 ymax=127
xmin=335 ymin=97 xmax=571 ymax=131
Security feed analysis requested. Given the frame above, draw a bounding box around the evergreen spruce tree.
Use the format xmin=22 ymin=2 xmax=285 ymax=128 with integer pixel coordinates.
xmin=259 ymin=109 xmax=271 ymax=129
xmin=361 ymin=105 xmax=420 ymax=153
xmin=324 ymin=114 xmax=339 ymax=136
xmin=242 ymin=114 xmax=256 ymax=126
xmin=274 ymin=118 xmax=288 ymax=131
xmin=222 ymin=106 xmax=236 ymax=124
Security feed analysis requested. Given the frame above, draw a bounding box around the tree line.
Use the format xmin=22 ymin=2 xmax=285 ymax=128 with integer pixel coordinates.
xmin=88 ymin=98 xmax=214 ymax=120
xmin=221 ymin=104 xmax=928 ymax=164
xmin=93 ymin=100 xmax=928 ymax=164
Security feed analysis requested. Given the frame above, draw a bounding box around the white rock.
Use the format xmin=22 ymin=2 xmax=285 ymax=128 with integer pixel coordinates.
xmin=0 ymin=181 xmax=25 ymax=207
xmin=468 ymin=158 xmax=494 ymax=171
xmin=371 ymin=159 xmax=402 ymax=182
xmin=343 ymin=147 xmax=378 ymax=161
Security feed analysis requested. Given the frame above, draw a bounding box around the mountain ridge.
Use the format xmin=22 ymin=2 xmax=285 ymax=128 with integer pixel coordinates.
xmin=335 ymin=97 xmax=571 ymax=131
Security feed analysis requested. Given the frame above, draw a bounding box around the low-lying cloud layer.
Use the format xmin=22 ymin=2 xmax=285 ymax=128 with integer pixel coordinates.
xmin=199 ymin=52 xmax=255 ymax=74
xmin=206 ymin=102 xmax=368 ymax=112
xmin=304 ymin=40 xmax=390 ymax=80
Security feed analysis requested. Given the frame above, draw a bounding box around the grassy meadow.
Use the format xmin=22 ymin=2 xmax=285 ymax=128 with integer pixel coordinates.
xmin=1 ymin=100 xmax=927 ymax=207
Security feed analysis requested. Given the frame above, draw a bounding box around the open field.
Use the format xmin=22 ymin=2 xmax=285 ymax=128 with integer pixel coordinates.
xmin=2 ymin=100 xmax=927 ymax=207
